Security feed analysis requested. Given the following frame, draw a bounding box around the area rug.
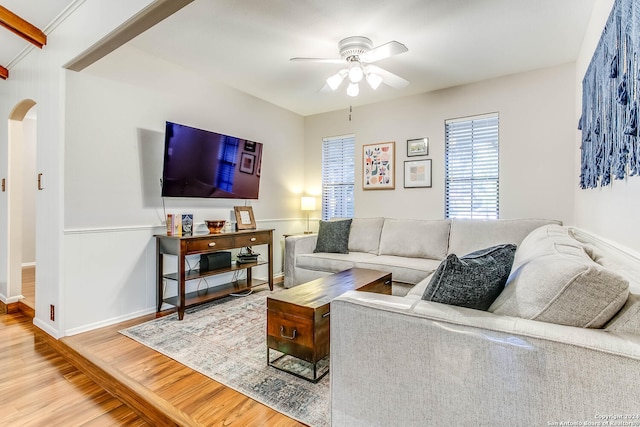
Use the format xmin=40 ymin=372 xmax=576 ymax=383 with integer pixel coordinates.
xmin=120 ymin=286 xmax=330 ymax=427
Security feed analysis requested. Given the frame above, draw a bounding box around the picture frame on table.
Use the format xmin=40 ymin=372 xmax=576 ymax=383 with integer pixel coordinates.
xmin=363 ymin=141 xmax=395 ymax=190
xmin=407 ymin=138 xmax=429 ymax=157
xmin=234 ymin=206 xmax=257 ymax=230
xmin=240 ymin=153 xmax=256 ymax=174
xmin=404 ymin=159 xmax=432 ymax=188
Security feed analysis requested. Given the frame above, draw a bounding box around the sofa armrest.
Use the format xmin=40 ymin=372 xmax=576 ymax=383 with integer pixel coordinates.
xmin=284 ymin=234 xmax=318 ymax=288
xmin=331 ymin=291 xmax=640 ymax=426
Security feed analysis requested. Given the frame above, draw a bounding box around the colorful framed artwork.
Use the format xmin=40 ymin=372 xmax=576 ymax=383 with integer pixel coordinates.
xmin=363 ymin=142 xmax=395 ymax=190
xmin=404 ymin=159 xmax=432 ymax=188
xmin=407 ymin=138 xmax=429 ymax=157
xmin=240 ymin=153 xmax=255 ymax=174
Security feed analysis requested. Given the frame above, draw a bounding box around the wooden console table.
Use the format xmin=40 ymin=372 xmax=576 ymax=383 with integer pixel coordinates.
xmin=156 ymin=229 xmax=274 ymax=320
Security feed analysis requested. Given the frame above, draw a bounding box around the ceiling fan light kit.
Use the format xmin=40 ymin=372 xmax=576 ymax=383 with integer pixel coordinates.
xmin=292 ymin=35 xmax=409 ymax=97
xmin=366 ymin=72 xmax=383 ymax=90
xmin=347 ymin=82 xmax=359 ymax=97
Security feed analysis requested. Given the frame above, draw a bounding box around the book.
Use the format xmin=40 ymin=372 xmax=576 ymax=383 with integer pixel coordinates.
xmin=166 ymin=214 xmax=174 ymax=236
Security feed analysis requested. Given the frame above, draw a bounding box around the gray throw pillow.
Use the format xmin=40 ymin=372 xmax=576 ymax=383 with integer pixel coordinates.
xmin=314 ymin=219 xmax=353 ymax=254
xmin=422 ymin=244 xmax=517 ymax=310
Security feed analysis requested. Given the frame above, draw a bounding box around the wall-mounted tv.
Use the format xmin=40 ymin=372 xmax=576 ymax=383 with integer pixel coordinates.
xmin=161 ymin=121 xmax=263 ymax=199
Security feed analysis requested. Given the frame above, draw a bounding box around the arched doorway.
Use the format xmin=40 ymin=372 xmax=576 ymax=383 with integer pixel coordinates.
xmin=7 ymin=99 xmax=37 ymax=314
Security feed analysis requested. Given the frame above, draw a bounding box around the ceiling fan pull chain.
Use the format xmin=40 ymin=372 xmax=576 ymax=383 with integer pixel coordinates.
xmin=349 ymin=105 xmax=352 ymax=122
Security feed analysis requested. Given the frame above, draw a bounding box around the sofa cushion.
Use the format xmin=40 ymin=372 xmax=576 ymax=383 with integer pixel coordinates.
xmin=348 ymin=217 xmax=385 ymax=254
xmin=314 ymin=219 xmax=352 ymax=254
xmin=489 ymin=225 xmax=629 ymax=328
xmin=421 ymin=244 xmax=517 ymax=310
xmin=296 ymin=252 xmax=377 ymax=273
xmin=355 ymin=255 xmax=442 ymax=285
xmin=605 ymin=293 xmax=640 ymax=334
xmin=447 ymin=218 xmax=561 ymax=256
xmin=378 ymin=219 xmax=450 ymax=259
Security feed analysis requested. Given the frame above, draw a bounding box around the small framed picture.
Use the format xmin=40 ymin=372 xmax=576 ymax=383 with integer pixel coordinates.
xmin=404 ymin=159 xmax=432 ymax=188
xmin=240 ymin=153 xmax=256 ymax=174
xmin=234 ymin=206 xmax=256 ymax=230
xmin=407 ymin=138 xmax=429 ymax=157
xmin=244 ymin=140 xmax=256 ymax=152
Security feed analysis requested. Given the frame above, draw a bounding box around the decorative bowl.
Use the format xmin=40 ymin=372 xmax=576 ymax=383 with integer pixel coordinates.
xmin=205 ymin=220 xmax=226 ymax=234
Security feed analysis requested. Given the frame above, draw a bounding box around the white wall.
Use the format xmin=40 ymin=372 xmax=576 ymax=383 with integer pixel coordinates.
xmin=62 ymin=45 xmax=305 ymax=334
xmin=0 ymin=0 xmax=161 ymax=337
xmin=572 ymin=1 xmax=640 ymax=252
xmin=304 ymin=63 xmax=577 ymax=224
xmin=21 ymin=117 xmax=36 ymax=264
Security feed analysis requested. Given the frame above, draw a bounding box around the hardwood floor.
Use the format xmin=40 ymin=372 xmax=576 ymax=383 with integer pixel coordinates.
xmin=0 ymin=312 xmax=148 ymax=426
xmin=5 ymin=276 xmax=306 ymax=426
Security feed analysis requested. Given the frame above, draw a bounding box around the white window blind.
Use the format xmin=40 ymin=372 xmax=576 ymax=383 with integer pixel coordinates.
xmin=322 ymin=135 xmax=355 ymax=220
xmin=445 ymin=113 xmax=499 ymax=219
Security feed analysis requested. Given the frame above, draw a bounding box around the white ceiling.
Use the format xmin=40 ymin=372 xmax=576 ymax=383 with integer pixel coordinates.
xmin=0 ymin=0 xmax=75 ymax=68
xmin=1 ymin=0 xmax=598 ymax=116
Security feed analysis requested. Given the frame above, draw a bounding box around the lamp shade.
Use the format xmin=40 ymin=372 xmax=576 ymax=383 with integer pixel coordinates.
xmin=301 ymin=196 xmax=316 ymax=211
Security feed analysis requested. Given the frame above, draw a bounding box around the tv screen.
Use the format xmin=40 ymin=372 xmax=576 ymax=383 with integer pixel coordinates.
xmin=161 ymin=122 xmax=263 ymax=199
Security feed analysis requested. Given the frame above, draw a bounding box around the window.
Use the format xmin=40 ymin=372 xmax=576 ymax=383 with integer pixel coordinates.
xmin=445 ymin=113 xmax=499 ymax=219
xmin=321 ymin=135 xmax=355 ymax=220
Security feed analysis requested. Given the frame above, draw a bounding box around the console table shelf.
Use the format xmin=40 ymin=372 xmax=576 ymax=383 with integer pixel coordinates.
xmin=156 ymin=229 xmax=274 ymax=320
xmin=163 ymin=278 xmax=264 ymax=309
xmin=163 ymin=259 xmax=268 ymax=282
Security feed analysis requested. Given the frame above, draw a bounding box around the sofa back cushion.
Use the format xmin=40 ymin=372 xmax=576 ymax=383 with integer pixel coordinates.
xmin=489 ymin=225 xmax=629 ymax=328
xmin=378 ymin=219 xmax=451 ymax=259
xmin=447 ymin=218 xmax=561 ymax=256
xmin=348 ymin=217 xmax=385 ymax=254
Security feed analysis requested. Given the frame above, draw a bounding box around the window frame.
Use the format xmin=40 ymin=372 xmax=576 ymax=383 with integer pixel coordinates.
xmin=321 ymin=134 xmax=355 ymax=220
xmin=444 ymin=113 xmax=500 ymax=219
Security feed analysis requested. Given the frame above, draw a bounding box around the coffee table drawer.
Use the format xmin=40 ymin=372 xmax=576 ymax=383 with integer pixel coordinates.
xmin=267 ymin=309 xmax=314 ymax=349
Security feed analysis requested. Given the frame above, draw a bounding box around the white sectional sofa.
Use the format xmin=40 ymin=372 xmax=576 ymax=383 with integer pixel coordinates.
xmin=329 ymin=224 xmax=640 ymax=426
xmin=284 ymin=217 xmax=559 ymax=293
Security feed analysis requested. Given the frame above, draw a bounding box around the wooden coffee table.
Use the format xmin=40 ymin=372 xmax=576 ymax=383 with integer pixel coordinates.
xmin=266 ymin=268 xmax=392 ymax=382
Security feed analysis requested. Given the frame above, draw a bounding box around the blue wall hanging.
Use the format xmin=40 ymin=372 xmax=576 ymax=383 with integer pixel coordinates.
xmin=579 ymin=0 xmax=640 ymax=188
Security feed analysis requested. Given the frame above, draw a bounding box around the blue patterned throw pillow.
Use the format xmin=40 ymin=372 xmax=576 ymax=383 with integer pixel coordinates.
xmin=422 ymin=244 xmax=517 ymax=310
xmin=314 ymin=219 xmax=352 ymax=254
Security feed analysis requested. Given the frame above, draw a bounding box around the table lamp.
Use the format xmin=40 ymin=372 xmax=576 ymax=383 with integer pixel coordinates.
xmin=301 ymin=196 xmax=316 ymax=234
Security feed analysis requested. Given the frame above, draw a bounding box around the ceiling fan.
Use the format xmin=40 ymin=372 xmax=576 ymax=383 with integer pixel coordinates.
xmin=291 ymin=36 xmax=409 ymax=96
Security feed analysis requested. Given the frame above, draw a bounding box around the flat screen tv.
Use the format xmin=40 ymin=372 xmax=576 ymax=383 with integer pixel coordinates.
xmin=161 ymin=121 xmax=263 ymax=199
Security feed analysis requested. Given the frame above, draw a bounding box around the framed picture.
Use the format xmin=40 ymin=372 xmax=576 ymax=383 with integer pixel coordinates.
xmin=240 ymin=153 xmax=256 ymax=174
xmin=234 ymin=206 xmax=256 ymax=230
xmin=407 ymin=138 xmax=429 ymax=157
xmin=404 ymin=159 xmax=432 ymax=188
xmin=363 ymin=141 xmax=395 ymax=190
xmin=244 ymin=140 xmax=256 ymax=152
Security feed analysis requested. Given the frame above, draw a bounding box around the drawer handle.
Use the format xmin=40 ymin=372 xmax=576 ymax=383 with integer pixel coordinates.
xmin=208 ymin=242 xmax=216 ymax=247
xmin=322 ymin=312 xmax=330 ymax=318
xmin=384 ymin=280 xmax=391 ymax=285
xmin=250 ymin=237 xmax=257 ymax=242
xmin=280 ymin=326 xmax=297 ymax=340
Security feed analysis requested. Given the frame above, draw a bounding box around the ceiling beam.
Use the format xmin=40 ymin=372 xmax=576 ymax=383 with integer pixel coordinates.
xmin=65 ymin=0 xmax=193 ymax=72
xmin=0 ymin=65 xmax=8 ymax=80
xmin=0 ymin=5 xmax=47 ymax=48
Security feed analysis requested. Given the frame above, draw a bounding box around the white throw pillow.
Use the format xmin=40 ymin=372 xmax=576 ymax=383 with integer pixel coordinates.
xmin=489 ymin=225 xmax=629 ymax=328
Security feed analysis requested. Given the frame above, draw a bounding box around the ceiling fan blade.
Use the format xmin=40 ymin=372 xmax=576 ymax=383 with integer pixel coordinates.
xmin=290 ymin=57 xmax=347 ymax=64
xmin=367 ymin=65 xmax=409 ymax=89
xmin=360 ymin=41 xmax=408 ymax=63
